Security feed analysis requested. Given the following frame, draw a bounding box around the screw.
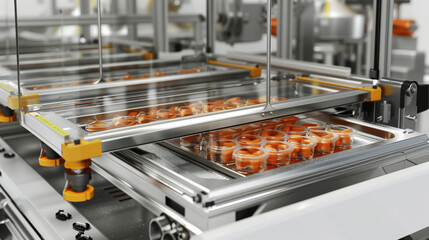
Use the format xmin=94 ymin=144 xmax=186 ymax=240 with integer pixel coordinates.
xmin=405 ymin=83 xmax=418 ymax=97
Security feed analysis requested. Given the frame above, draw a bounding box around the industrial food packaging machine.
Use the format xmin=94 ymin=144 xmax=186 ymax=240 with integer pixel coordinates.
xmin=1 ymin=0 xmax=429 ymax=240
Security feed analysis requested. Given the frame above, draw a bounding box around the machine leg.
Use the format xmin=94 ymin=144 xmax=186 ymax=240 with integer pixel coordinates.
xmin=63 ymin=160 xmax=94 ymax=202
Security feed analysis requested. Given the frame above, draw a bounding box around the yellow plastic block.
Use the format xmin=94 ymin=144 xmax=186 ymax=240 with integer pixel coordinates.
xmin=8 ymin=93 xmax=39 ymax=110
xmin=62 ymin=139 xmax=102 ymax=162
xmin=0 ymin=113 xmax=16 ymax=123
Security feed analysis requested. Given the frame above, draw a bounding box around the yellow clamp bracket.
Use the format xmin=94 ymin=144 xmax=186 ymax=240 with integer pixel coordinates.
xmin=208 ymin=60 xmax=262 ymax=78
xmin=62 ymin=138 xmax=102 ymax=163
xmin=123 ymin=47 xmax=155 ymax=60
xmin=297 ymin=76 xmax=382 ymax=102
xmin=8 ymin=94 xmax=39 ymax=110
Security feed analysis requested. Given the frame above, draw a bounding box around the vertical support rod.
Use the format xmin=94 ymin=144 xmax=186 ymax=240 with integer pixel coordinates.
xmin=126 ymin=0 xmax=138 ymax=40
xmin=370 ymin=0 xmax=393 ymax=80
xmin=153 ymin=0 xmax=169 ymax=53
xmin=263 ymin=0 xmax=274 ymax=112
xmin=13 ymin=0 xmax=21 ymax=114
xmin=206 ymin=0 xmax=216 ymax=54
xmin=96 ymin=0 xmax=104 ymax=82
xmin=51 ymin=0 xmax=57 ymax=15
xmin=277 ymin=0 xmax=293 ymax=59
xmin=80 ymin=0 xmax=91 ymax=40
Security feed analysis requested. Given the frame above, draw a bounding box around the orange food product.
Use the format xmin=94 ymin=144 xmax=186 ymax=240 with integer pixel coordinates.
xmin=85 ymin=120 xmax=115 ymax=132
xmin=208 ymin=129 xmax=237 ymax=141
xmin=156 ymin=109 xmax=177 ymax=119
xmin=208 ymin=140 xmax=239 ymax=165
xmin=178 ymin=106 xmax=194 ymax=117
xmin=259 ymin=130 xmax=288 ymax=141
xmin=328 ymin=125 xmax=355 ymax=148
xmin=128 ymin=112 xmax=138 ymax=117
xmin=140 ymin=74 xmax=151 ymax=78
xmin=203 ymin=102 xmax=223 ymax=113
xmin=236 ymin=135 xmax=265 ymax=147
xmin=280 ymin=125 xmax=307 ymax=136
xmin=226 ymin=97 xmax=242 ymax=103
xmin=234 ymin=147 xmax=268 ymax=173
xmin=121 ymin=74 xmax=133 ymax=80
xmin=287 ymin=135 xmax=317 ymax=161
xmin=263 ymin=141 xmax=294 ymax=166
xmin=222 ymin=102 xmax=240 ymax=110
xmin=178 ymin=68 xmax=201 ymax=74
xmin=259 ymin=96 xmax=289 ymax=103
xmin=136 ymin=112 xmax=157 ymax=124
xmin=308 ymin=130 xmax=339 ymax=154
xmin=278 ymin=116 xmax=299 ymax=125
xmin=188 ymin=103 xmax=203 ymax=114
xmin=153 ymin=71 xmax=166 ymax=77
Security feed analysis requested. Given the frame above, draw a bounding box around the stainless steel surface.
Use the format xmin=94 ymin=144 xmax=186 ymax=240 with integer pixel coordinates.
xmin=91 ymin=114 xmax=429 ymax=233
xmin=227 ymin=52 xmax=352 ymax=78
xmin=277 ymin=0 xmax=293 ymax=59
xmin=96 ymin=0 xmax=105 ymax=84
xmin=0 ymin=130 xmax=157 ymax=239
xmin=154 ymin=0 xmax=169 ymax=53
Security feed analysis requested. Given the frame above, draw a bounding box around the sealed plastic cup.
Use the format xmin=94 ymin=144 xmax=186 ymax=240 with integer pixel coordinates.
xmin=234 ymin=147 xmax=269 ymax=174
xmin=308 ymin=130 xmax=339 ymax=154
xmin=287 ymin=135 xmax=317 ymax=161
xmin=208 ymin=140 xmax=239 ymax=165
xmin=259 ymin=130 xmax=289 ymax=141
xmin=236 ymin=135 xmax=266 ymax=147
xmin=328 ymin=125 xmax=356 ymax=148
xmin=280 ymin=125 xmax=307 ymax=136
xmin=263 ymin=141 xmax=294 ymax=166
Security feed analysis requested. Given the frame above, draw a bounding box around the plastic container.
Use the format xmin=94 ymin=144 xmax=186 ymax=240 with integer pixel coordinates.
xmin=308 ymin=130 xmax=339 ymax=154
xmin=233 ymin=124 xmax=262 ymax=135
xmin=277 ymin=116 xmax=299 ymax=125
xmin=236 ymin=135 xmax=266 ymax=147
xmin=234 ymin=147 xmax=269 ymax=174
xmin=259 ymin=130 xmax=289 ymax=141
xmin=188 ymin=103 xmax=203 ymax=114
xmin=207 ymin=129 xmax=238 ymax=141
xmin=328 ymin=125 xmax=356 ymax=148
xmin=207 ymin=140 xmax=239 ymax=165
xmin=85 ymin=119 xmax=115 ymax=132
xmin=260 ymin=120 xmax=281 ymax=129
xmin=287 ymin=135 xmax=317 ymax=161
xmin=262 ymin=141 xmax=294 ymax=166
xmin=279 ymin=125 xmax=307 ymax=136
xmin=245 ymin=99 xmax=262 ymax=106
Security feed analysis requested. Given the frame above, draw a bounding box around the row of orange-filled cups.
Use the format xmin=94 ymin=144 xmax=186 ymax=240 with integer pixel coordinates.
xmin=180 ymin=116 xmax=356 ymax=174
xmin=84 ymin=96 xmax=287 ymax=132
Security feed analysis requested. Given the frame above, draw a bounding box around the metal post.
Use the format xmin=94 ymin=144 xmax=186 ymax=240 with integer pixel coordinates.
xmin=264 ymin=0 xmax=274 ymax=113
xmin=95 ymin=0 xmax=104 ymax=83
xmin=370 ymin=0 xmax=394 ymax=80
xmin=153 ymin=0 xmax=169 ymax=53
xmin=80 ymin=0 xmax=91 ymax=40
xmin=206 ymin=0 xmax=216 ymax=53
xmin=51 ymin=0 xmax=57 ymax=15
xmin=277 ymin=0 xmax=293 ymax=59
xmin=126 ymin=0 xmax=138 ymax=40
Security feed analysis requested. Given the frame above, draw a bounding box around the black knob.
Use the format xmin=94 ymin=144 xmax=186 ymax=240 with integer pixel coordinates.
xmin=0 ymin=148 xmax=5 ymax=153
xmin=55 ymin=210 xmax=72 ymax=221
xmin=72 ymin=222 xmax=91 ymax=232
xmin=4 ymin=152 xmax=15 ymax=158
xmin=76 ymin=233 xmax=93 ymax=240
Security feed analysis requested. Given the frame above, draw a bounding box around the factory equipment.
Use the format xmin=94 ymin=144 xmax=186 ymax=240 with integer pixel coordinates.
xmin=0 ymin=0 xmax=429 ymax=239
